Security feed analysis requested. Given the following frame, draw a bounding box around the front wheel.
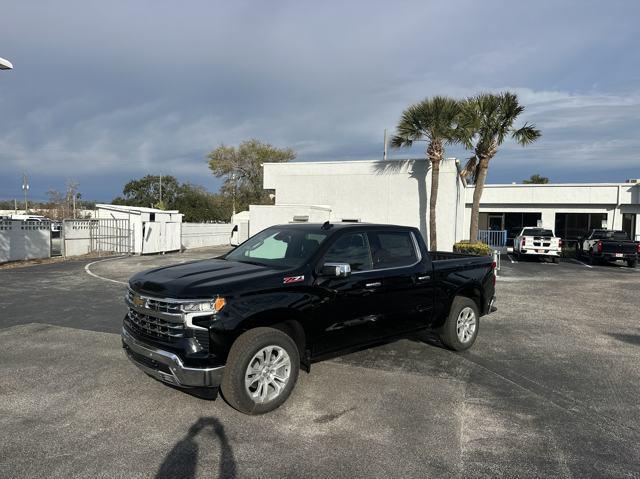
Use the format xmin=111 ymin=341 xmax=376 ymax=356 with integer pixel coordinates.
xmin=221 ymin=327 xmax=300 ymax=415
xmin=439 ymin=296 xmax=480 ymax=351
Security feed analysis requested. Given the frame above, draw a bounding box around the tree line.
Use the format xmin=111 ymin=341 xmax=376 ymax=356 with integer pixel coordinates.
xmin=111 ymin=139 xmax=294 ymax=222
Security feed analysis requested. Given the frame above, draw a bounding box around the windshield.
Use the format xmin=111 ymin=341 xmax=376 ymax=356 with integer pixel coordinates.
xmin=225 ymin=227 xmax=329 ymax=268
xmin=522 ymin=228 xmax=554 ymax=236
xmin=592 ymin=230 xmax=629 ymax=240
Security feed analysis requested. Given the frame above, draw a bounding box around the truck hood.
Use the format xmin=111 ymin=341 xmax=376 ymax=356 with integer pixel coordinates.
xmin=128 ymin=259 xmax=282 ymax=298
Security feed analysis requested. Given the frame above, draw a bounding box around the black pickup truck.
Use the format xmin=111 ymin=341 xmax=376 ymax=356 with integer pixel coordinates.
xmin=577 ymin=229 xmax=638 ymax=267
xmin=122 ymin=222 xmax=496 ymax=414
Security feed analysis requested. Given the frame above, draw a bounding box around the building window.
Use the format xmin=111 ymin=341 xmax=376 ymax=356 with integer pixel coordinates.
xmin=479 ymin=212 xmax=542 ymax=246
xmin=622 ymin=213 xmax=637 ymax=241
xmin=554 ymin=213 xmax=607 ymax=242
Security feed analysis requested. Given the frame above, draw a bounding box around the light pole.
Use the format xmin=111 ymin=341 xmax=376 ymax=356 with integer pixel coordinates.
xmin=0 ymin=57 xmax=13 ymax=70
xmin=22 ymin=173 xmax=29 ymax=212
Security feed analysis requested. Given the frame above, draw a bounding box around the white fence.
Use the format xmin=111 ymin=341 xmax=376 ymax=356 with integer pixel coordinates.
xmin=142 ymin=221 xmax=181 ymax=254
xmin=181 ymin=223 xmax=233 ymax=249
xmin=63 ymin=219 xmax=132 ymax=257
xmin=0 ymin=219 xmax=51 ymax=263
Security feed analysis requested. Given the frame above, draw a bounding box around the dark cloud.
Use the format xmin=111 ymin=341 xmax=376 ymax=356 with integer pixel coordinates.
xmin=1 ymin=0 xmax=639 ymax=201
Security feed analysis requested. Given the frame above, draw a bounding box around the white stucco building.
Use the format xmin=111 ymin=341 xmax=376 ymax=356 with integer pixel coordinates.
xmin=235 ymin=158 xmax=640 ymax=250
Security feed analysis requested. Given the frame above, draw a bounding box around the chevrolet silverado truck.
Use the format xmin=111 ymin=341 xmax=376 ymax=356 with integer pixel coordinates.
xmin=513 ymin=227 xmax=562 ymax=263
xmin=577 ymin=229 xmax=638 ymax=267
xmin=122 ymin=222 xmax=496 ymax=414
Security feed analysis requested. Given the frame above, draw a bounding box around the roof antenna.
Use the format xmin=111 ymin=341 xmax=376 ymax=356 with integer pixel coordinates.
xmin=321 ymin=221 xmax=333 ymax=230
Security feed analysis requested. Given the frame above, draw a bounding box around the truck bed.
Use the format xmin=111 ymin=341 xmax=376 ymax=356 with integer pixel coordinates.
xmin=430 ymin=251 xmax=493 ymax=272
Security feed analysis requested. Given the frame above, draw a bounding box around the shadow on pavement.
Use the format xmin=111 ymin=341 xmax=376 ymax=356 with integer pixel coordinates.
xmin=155 ymin=417 xmax=237 ymax=479
xmin=607 ymin=332 xmax=640 ymax=346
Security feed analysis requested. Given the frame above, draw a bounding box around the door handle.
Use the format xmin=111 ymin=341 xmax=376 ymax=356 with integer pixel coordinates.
xmin=417 ymin=275 xmax=431 ymax=281
xmin=365 ymin=282 xmax=382 ymax=288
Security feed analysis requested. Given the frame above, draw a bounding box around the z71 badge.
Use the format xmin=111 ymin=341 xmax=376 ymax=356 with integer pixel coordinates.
xmin=283 ymin=275 xmax=304 ymax=284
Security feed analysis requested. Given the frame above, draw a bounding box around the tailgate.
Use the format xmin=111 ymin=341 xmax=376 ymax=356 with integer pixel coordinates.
xmin=601 ymin=241 xmax=637 ymax=255
xmin=523 ymin=236 xmax=560 ymax=251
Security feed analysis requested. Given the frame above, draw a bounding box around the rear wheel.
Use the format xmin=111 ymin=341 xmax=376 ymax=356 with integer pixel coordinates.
xmin=221 ymin=327 xmax=300 ymax=415
xmin=627 ymin=259 xmax=637 ymax=268
xmin=552 ymin=256 xmax=559 ymax=264
xmin=439 ymin=296 xmax=480 ymax=351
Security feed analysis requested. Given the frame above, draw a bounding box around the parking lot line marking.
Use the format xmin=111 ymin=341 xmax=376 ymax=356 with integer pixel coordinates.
xmin=85 ymin=257 xmax=128 ymax=285
xmin=569 ymin=258 xmax=593 ymax=269
xmin=507 ymin=254 xmax=517 ymax=264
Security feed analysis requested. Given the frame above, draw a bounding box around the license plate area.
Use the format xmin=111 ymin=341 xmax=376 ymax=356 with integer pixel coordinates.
xmin=615 ymin=253 xmax=623 ymax=258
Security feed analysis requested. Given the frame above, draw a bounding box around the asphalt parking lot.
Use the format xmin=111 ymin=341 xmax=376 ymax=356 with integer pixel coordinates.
xmin=1 ymin=250 xmax=640 ymax=478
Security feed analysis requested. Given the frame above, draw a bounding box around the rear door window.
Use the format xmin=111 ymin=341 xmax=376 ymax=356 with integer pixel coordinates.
xmin=323 ymin=232 xmax=373 ymax=271
xmin=369 ymin=231 xmax=418 ymax=269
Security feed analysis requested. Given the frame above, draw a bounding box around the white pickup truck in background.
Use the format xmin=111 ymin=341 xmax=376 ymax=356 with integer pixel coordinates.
xmin=513 ymin=227 xmax=562 ymax=262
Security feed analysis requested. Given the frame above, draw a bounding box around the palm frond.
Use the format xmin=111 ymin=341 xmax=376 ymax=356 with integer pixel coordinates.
xmin=511 ymin=122 xmax=542 ymax=146
xmin=391 ymin=96 xmax=465 ymax=149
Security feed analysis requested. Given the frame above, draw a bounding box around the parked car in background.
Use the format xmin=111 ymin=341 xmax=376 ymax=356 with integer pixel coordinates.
xmin=577 ymin=229 xmax=638 ymax=267
xmin=122 ymin=222 xmax=496 ymax=414
xmin=513 ymin=227 xmax=562 ymax=262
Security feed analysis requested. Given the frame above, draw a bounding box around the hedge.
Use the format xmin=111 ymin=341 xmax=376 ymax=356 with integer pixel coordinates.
xmin=453 ymin=241 xmax=492 ymax=256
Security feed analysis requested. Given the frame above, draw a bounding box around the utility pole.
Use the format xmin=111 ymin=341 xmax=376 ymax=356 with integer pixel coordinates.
xmin=383 ymin=129 xmax=388 ymax=161
xmin=14 ymin=199 xmax=17 ymax=214
xmin=73 ymin=193 xmax=77 ymax=219
xmin=231 ymin=172 xmax=236 ymax=216
xmin=21 ymin=173 xmax=29 ymax=212
xmin=159 ymin=175 xmax=162 ymax=204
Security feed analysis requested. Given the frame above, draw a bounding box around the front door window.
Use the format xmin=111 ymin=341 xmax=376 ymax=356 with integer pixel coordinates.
xmin=488 ymin=215 xmax=503 ymax=231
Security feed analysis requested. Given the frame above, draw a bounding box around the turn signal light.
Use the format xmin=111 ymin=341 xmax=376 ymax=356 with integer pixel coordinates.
xmin=637 ymin=243 xmax=640 ymax=254
xmin=214 ymin=297 xmax=226 ymax=312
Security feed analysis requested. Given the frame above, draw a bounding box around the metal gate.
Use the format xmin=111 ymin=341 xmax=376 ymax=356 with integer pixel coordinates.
xmin=63 ymin=219 xmax=132 ymax=257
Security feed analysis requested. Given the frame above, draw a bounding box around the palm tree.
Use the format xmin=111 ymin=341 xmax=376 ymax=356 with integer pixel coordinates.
xmin=390 ymin=96 xmax=462 ymax=251
xmin=460 ymin=92 xmax=541 ymax=242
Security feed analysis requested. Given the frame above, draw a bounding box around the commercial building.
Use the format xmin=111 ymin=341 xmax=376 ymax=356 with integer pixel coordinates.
xmin=234 ymin=158 xmax=640 ymax=250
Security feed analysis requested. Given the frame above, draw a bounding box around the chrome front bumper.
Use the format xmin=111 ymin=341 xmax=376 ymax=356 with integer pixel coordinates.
xmin=121 ymin=327 xmax=224 ymax=388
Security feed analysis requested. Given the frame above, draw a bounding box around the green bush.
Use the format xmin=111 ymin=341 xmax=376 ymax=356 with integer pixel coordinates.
xmin=453 ymin=241 xmax=492 ymax=256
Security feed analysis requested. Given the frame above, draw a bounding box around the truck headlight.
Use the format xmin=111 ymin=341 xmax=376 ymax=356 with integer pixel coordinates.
xmin=181 ymin=297 xmax=226 ymax=313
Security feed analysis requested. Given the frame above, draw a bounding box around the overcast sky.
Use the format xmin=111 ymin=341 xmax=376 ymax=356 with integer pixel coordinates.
xmin=1 ymin=0 xmax=639 ymax=202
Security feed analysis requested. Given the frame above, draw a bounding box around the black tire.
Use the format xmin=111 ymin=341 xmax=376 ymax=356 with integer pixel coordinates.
xmin=552 ymin=256 xmax=559 ymax=264
xmin=439 ymin=296 xmax=480 ymax=351
xmin=627 ymin=259 xmax=637 ymax=268
xmin=221 ymin=327 xmax=300 ymax=415
xmin=588 ymin=250 xmax=595 ymax=265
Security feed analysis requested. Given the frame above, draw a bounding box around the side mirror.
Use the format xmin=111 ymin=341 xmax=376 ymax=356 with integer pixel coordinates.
xmin=321 ymin=262 xmax=351 ymax=278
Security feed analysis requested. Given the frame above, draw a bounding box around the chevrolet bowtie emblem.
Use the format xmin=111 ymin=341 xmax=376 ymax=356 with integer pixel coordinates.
xmin=132 ymin=295 xmax=145 ymax=307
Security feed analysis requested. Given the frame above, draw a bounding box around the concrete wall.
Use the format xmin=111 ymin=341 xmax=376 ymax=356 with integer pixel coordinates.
xmin=0 ymin=220 xmax=51 ymax=263
xmin=181 ymin=223 xmax=233 ymax=249
xmin=62 ymin=220 xmax=95 ymax=257
xmin=263 ymin=158 xmax=465 ymax=249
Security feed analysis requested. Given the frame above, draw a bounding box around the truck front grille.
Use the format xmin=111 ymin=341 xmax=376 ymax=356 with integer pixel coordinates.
xmin=127 ymin=289 xmax=182 ymax=315
xmin=125 ymin=309 xmax=185 ymax=343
